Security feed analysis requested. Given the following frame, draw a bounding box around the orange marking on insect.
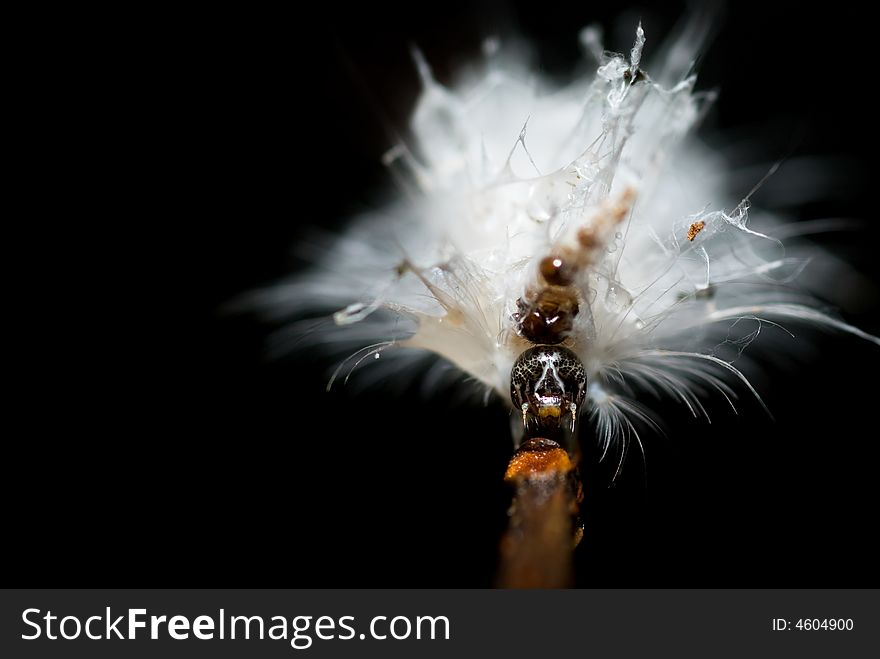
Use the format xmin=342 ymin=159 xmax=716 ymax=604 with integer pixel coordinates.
xmin=687 ymin=220 xmax=706 ymax=241
xmin=537 ymin=405 xmax=562 ymax=419
xmin=504 ymin=438 xmax=574 ymax=482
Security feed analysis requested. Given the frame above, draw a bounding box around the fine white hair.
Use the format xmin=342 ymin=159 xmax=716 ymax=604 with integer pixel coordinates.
xmin=249 ymin=20 xmax=878 ymax=464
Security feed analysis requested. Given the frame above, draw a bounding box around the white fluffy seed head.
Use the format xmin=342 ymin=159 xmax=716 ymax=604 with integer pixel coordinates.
xmin=253 ymin=23 xmax=878 ymax=455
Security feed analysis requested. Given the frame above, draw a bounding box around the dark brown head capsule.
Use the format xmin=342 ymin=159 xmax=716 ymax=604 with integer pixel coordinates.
xmin=510 ymin=345 xmax=586 ymax=445
xmin=514 ymin=287 xmax=579 ymax=345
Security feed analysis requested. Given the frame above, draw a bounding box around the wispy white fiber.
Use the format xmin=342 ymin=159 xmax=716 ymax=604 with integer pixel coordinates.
xmin=252 ymin=21 xmax=877 ymax=459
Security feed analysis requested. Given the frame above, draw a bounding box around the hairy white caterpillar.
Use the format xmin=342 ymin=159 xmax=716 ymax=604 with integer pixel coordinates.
xmin=250 ymin=19 xmax=878 ymax=475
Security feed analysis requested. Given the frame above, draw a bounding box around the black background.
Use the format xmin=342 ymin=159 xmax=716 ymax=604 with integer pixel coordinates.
xmin=13 ymin=1 xmax=879 ymax=587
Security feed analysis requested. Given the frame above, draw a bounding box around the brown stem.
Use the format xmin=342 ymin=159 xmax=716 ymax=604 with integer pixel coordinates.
xmin=496 ymin=438 xmax=583 ymax=588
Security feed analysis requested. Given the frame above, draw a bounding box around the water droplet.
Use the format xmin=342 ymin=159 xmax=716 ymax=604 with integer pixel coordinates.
xmin=374 ymin=353 xmax=381 ymax=360
xmin=604 ymin=282 xmax=633 ymax=313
